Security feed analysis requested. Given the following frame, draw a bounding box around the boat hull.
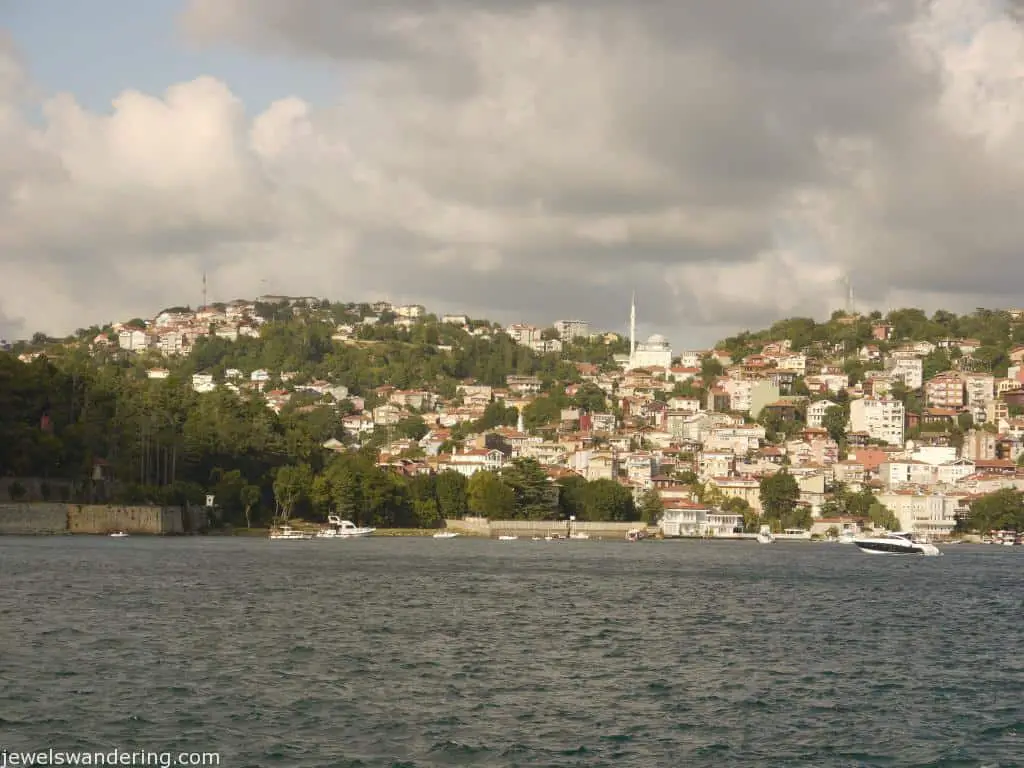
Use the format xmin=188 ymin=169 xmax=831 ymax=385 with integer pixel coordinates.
xmin=854 ymin=541 xmax=940 ymax=556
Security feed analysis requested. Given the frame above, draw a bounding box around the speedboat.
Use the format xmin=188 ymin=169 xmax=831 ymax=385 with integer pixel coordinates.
xmin=316 ymin=515 xmax=375 ymax=538
xmin=569 ymin=532 xmax=590 ymax=540
xmin=497 ymin=535 xmax=518 ymax=541
xmin=432 ymin=531 xmax=459 ymax=539
xmin=109 ymin=531 xmax=128 ymax=538
xmin=756 ymin=525 xmax=775 ymax=544
xmin=269 ymin=524 xmax=314 ymax=540
xmin=853 ymin=531 xmax=941 ymax=556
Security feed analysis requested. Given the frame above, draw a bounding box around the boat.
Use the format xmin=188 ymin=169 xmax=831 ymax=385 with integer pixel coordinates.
xmin=837 ymin=530 xmax=857 ymax=544
xmin=269 ymin=524 xmax=314 ymax=540
xmin=626 ymin=528 xmax=646 ymax=542
xmin=316 ymin=515 xmax=375 ymax=538
xmin=497 ymin=535 xmax=518 ymax=541
xmin=432 ymin=531 xmax=459 ymax=539
xmin=853 ymin=531 xmax=941 ymax=556
xmin=756 ymin=525 xmax=775 ymax=544
xmin=774 ymin=528 xmax=812 ymax=541
xmin=109 ymin=531 xmax=128 ymax=538
xmin=569 ymin=532 xmax=590 ymax=540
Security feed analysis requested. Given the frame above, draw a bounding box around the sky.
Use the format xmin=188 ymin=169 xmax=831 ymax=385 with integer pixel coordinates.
xmin=3 ymin=0 xmax=1024 ymax=347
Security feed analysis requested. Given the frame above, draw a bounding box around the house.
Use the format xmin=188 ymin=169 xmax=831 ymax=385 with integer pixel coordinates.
xmin=806 ymin=399 xmax=838 ymax=429
xmin=659 ymin=502 xmax=740 ymax=537
xmin=885 ymin=355 xmax=924 ymax=390
xmin=925 ymin=372 xmax=964 ymax=408
xmin=439 ymin=448 xmax=506 ymax=477
xmin=118 ymin=329 xmax=150 ymax=352
xmin=849 ymin=397 xmax=905 ymax=446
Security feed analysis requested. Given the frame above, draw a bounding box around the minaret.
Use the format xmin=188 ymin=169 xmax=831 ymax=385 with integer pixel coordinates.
xmin=202 ymin=271 xmax=208 ymax=310
xmin=629 ymin=291 xmax=637 ymax=361
xmin=516 ymin=405 xmax=525 ymax=434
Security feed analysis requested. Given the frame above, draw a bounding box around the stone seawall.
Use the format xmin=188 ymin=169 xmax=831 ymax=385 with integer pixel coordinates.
xmin=0 ymin=504 xmax=185 ymax=534
xmin=68 ymin=505 xmax=184 ymax=535
xmin=0 ymin=504 xmax=69 ymax=534
xmin=443 ymin=517 xmax=646 ymax=539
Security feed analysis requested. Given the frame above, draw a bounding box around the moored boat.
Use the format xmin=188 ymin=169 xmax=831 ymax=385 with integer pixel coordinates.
xmin=316 ymin=515 xmax=375 ymax=538
xmin=756 ymin=525 xmax=775 ymax=544
xmin=109 ymin=531 xmax=128 ymax=538
xmin=269 ymin=524 xmax=314 ymax=540
xmin=774 ymin=528 xmax=812 ymax=541
xmin=432 ymin=531 xmax=459 ymax=539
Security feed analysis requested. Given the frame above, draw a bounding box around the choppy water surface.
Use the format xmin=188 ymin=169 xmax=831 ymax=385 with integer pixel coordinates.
xmin=1 ymin=537 xmax=1022 ymax=767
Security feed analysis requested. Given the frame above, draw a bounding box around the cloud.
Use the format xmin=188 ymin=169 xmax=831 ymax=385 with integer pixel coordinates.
xmin=3 ymin=0 xmax=1024 ymax=345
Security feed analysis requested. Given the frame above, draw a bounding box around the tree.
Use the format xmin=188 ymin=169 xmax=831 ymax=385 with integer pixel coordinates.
xmin=638 ymin=489 xmax=664 ymax=524
xmin=467 ymin=471 xmax=515 ymax=517
xmin=867 ymin=501 xmax=901 ymax=531
xmin=960 ymin=488 xmax=1024 ymax=533
xmin=435 ymin=471 xmax=469 ymax=520
xmin=759 ymin=471 xmax=801 ymax=528
xmin=273 ymin=464 xmax=312 ymax=521
xmin=557 ymin=474 xmax=588 ymax=520
xmin=582 ymin=479 xmax=637 ymax=521
xmin=240 ymin=484 xmax=260 ymax=528
xmin=721 ymin=496 xmax=757 ymax=532
xmin=822 ymin=405 xmax=848 ymax=445
xmin=501 ymin=458 xmax=559 ymax=519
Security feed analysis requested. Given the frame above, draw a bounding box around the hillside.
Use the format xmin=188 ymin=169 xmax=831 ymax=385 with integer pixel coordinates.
xmin=3 ymin=299 xmax=1024 ymax=535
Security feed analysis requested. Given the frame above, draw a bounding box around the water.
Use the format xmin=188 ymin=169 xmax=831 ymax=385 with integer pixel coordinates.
xmin=1 ymin=538 xmax=1022 ymax=767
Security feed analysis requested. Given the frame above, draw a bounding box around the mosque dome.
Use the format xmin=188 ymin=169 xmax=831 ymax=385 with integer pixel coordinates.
xmin=646 ymin=333 xmax=667 ymax=345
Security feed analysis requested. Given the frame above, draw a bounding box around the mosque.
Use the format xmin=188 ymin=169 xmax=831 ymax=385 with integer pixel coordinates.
xmin=626 ymin=293 xmax=673 ymax=370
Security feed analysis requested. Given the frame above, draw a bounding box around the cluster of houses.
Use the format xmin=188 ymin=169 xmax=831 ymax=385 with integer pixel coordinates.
xmin=97 ymin=299 xmax=1024 ymax=539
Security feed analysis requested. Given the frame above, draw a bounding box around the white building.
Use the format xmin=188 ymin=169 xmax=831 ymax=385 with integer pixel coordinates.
xmin=660 ymin=504 xmax=742 ymax=537
xmin=806 ymin=399 xmax=838 ymax=429
xmin=554 ymin=319 xmax=590 ymax=341
xmin=395 ymin=304 xmax=425 ymax=319
xmin=963 ymin=373 xmax=995 ymax=407
xmin=506 ymin=324 xmax=541 ymax=346
xmin=874 ymin=491 xmax=962 ymax=536
xmin=849 ymin=396 xmax=905 ymax=446
xmin=442 ymin=448 xmax=507 ymax=477
xmin=191 ymin=373 xmax=216 ymax=393
xmin=118 ymin=329 xmax=150 ymax=352
xmin=885 ymin=355 xmax=924 ymax=390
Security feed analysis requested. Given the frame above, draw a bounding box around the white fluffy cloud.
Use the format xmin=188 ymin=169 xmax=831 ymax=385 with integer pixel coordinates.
xmin=3 ymin=0 xmax=1024 ymax=344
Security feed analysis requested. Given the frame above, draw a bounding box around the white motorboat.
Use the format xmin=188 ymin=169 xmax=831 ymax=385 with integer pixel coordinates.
xmin=316 ymin=515 xmax=375 ymax=538
xmin=109 ymin=531 xmax=128 ymax=538
xmin=837 ymin=530 xmax=857 ymax=544
xmin=269 ymin=524 xmax=314 ymax=540
xmin=432 ymin=531 xmax=459 ymax=539
xmin=569 ymin=532 xmax=590 ymax=540
xmin=497 ymin=535 xmax=518 ymax=541
xmin=774 ymin=528 xmax=812 ymax=541
xmin=853 ymin=531 xmax=941 ymax=556
xmin=755 ymin=524 xmax=775 ymax=544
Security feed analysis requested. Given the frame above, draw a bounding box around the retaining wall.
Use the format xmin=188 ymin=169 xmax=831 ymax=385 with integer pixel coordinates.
xmin=443 ymin=517 xmax=647 ymax=539
xmin=0 ymin=503 xmax=184 ymax=534
xmin=0 ymin=503 xmax=69 ymax=534
xmin=68 ymin=505 xmax=184 ymax=534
